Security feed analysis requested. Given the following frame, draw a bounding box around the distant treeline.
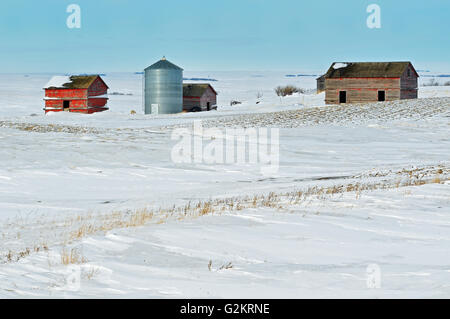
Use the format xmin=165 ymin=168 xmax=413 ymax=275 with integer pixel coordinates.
xmin=134 ymin=72 xmax=218 ymax=81
xmin=183 ymin=77 xmax=218 ymax=81
xmin=285 ymin=74 xmax=319 ymax=77
xmin=421 ymin=75 xmax=450 ymax=78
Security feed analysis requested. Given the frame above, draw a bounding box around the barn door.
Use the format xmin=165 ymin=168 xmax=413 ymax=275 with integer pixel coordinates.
xmin=378 ymin=91 xmax=385 ymax=102
xmin=63 ymin=100 xmax=70 ymax=111
xmin=339 ymin=91 xmax=346 ymax=103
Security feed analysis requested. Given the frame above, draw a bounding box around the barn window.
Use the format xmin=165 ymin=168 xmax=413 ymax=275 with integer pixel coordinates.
xmin=407 ymin=69 xmax=411 ymax=77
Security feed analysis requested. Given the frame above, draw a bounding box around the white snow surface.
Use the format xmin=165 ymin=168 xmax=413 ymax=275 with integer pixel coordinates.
xmin=0 ymin=71 xmax=449 ymax=298
xmin=44 ymin=76 xmax=71 ymax=89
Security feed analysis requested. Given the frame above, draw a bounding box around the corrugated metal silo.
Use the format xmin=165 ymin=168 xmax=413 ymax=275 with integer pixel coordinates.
xmin=144 ymin=57 xmax=183 ymax=114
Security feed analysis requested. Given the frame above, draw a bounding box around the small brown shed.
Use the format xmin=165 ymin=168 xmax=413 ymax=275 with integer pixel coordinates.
xmin=316 ymin=75 xmax=326 ymax=93
xmin=183 ymin=84 xmax=217 ymax=112
xmin=323 ymin=62 xmax=419 ymax=104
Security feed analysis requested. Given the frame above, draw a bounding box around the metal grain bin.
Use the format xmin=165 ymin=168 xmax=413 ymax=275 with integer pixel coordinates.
xmin=144 ymin=57 xmax=183 ymax=114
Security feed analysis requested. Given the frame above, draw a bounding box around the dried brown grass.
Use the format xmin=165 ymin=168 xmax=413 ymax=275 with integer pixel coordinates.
xmin=60 ymin=247 xmax=87 ymax=265
xmin=2 ymin=165 xmax=448 ymax=264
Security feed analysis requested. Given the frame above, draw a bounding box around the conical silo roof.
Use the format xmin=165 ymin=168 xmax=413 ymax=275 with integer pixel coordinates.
xmin=144 ymin=57 xmax=183 ymax=71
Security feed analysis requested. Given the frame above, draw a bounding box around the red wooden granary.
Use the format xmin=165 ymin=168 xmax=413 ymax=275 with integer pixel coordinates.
xmin=44 ymin=75 xmax=109 ymax=114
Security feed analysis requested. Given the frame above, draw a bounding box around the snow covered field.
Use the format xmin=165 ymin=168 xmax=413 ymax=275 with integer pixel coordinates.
xmin=0 ymin=72 xmax=449 ymax=298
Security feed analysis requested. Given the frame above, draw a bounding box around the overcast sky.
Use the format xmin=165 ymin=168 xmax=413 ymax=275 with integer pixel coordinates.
xmin=0 ymin=0 xmax=449 ymax=73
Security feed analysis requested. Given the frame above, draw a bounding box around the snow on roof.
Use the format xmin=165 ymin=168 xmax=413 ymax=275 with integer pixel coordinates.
xmin=88 ymin=94 xmax=109 ymax=99
xmin=44 ymin=76 xmax=71 ymax=89
xmin=44 ymin=75 xmax=104 ymax=89
xmin=333 ymin=63 xmax=349 ymax=70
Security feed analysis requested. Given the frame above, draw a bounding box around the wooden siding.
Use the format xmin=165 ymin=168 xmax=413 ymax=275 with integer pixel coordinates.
xmin=182 ymin=97 xmax=200 ymax=110
xmin=44 ymin=98 xmax=87 ymax=113
xmin=399 ymin=64 xmax=418 ymax=99
xmin=200 ymin=86 xmax=217 ymax=108
xmin=45 ymin=88 xmax=87 ymax=99
xmin=400 ymin=89 xmax=418 ymax=99
xmin=183 ymin=86 xmax=217 ymax=111
xmin=88 ymin=77 xmax=108 ymax=96
xmin=325 ymin=78 xmax=401 ymax=104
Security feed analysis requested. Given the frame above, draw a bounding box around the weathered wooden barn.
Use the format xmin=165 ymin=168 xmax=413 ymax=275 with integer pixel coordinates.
xmin=44 ymin=75 xmax=109 ymax=114
xmin=183 ymin=84 xmax=217 ymax=112
xmin=316 ymin=75 xmax=326 ymax=93
xmin=323 ymin=62 xmax=418 ymax=104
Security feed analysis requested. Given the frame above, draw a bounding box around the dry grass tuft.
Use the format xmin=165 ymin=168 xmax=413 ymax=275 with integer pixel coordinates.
xmin=208 ymin=260 xmax=213 ymax=271
xmin=1 ymin=165 xmax=448 ymax=265
xmin=61 ymin=247 xmax=87 ymax=265
xmin=219 ymin=262 xmax=233 ymax=270
xmin=61 ymin=165 xmax=448 ymax=248
xmin=83 ymin=267 xmax=100 ymax=280
xmin=275 ymin=85 xmax=305 ymax=97
xmin=432 ymin=176 xmax=442 ymax=184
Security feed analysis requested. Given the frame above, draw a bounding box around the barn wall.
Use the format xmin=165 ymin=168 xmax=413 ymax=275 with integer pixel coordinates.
xmin=69 ymin=100 xmax=88 ymax=109
xmin=325 ymin=78 xmax=401 ymax=104
xmin=400 ymin=89 xmax=418 ymax=99
xmin=44 ymin=99 xmax=87 ymax=113
xmin=45 ymin=89 xmax=87 ymax=99
xmin=325 ymin=89 xmax=400 ymax=104
xmin=45 ymin=100 xmax=63 ymax=110
xmin=400 ymin=65 xmax=418 ymax=99
xmin=183 ymin=97 xmax=201 ymax=110
xmin=88 ymin=98 xmax=108 ymax=108
xmin=400 ymin=76 xmax=418 ymax=89
xmin=88 ymin=78 xmax=108 ymax=96
xmin=326 ymin=78 xmax=400 ymax=90
xmin=200 ymin=87 xmax=217 ymax=108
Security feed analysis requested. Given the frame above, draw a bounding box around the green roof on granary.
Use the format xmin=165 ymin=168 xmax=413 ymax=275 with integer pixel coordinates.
xmin=44 ymin=75 xmax=108 ymax=89
xmin=324 ymin=62 xmax=418 ymax=78
xmin=183 ymin=84 xmax=217 ymax=97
